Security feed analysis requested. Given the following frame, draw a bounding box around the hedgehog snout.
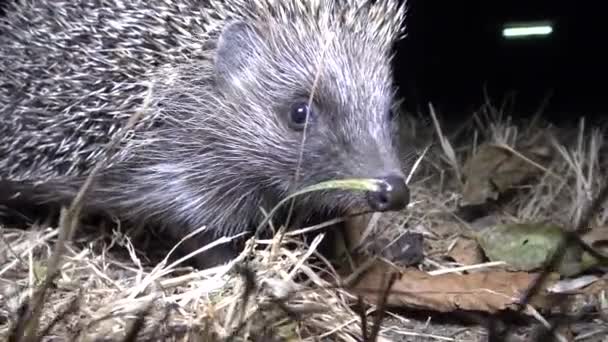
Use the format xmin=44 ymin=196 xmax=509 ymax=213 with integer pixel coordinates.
xmin=366 ymin=174 xmax=409 ymax=212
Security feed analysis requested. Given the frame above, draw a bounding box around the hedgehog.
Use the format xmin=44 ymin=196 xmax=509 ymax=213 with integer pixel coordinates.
xmin=0 ymin=0 xmax=411 ymax=268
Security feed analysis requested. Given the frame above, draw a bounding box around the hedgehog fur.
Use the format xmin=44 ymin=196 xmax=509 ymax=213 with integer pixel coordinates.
xmin=0 ymin=0 xmax=410 ymax=268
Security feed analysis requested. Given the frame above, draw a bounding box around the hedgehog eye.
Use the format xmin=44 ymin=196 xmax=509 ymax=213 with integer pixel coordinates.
xmin=388 ymin=109 xmax=396 ymax=121
xmin=288 ymin=102 xmax=312 ymax=131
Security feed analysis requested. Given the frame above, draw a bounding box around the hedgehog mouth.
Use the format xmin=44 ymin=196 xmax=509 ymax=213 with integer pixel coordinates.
xmin=281 ymin=182 xmax=402 ymax=223
xmin=309 ymin=190 xmax=373 ymax=217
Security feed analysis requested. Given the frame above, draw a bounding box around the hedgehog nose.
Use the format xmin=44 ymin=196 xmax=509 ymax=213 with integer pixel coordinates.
xmin=366 ymin=175 xmax=410 ymax=212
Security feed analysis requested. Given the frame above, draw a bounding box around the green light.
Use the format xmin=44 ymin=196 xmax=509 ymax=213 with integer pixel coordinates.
xmin=502 ymin=24 xmax=553 ymax=38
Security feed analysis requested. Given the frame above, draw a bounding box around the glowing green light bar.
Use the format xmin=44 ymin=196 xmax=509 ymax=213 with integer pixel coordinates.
xmin=502 ymin=22 xmax=553 ymax=38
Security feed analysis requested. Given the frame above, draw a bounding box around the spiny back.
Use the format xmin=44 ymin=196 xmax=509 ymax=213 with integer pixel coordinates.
xmin=0 ymin=0 xmax=406 ymax=183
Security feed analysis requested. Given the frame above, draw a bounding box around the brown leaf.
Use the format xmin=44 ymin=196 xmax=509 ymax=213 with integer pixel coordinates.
xmin=343 ymin=214 xmax=371 ymax=248
xmin=546 ymin=279 xmax=608 ymax=316
xmin=342 ymin=213 xmax=424 ymax=265
xmin=581 ymin=225 xmax=608 ymax=256
xmin=461 ymin=144 xmax=550 ymax=206
xmin=447 ymin=237 xmax=485 ymax=266
xmin=348 ymin=261 xmax=559 ymax=314
xmin=555 ymin=324 xmax=575 ymax=342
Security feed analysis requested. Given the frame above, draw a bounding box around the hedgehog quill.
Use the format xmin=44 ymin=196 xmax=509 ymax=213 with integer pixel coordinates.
xmin=0 ymin=0 xmax=411 ymax=268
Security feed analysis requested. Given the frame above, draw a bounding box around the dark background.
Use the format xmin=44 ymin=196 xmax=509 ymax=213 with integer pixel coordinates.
xmin=1 ymin=0 xmax=606 ymax=125
xmin=393 ymin=0 xmax=606 ymax=125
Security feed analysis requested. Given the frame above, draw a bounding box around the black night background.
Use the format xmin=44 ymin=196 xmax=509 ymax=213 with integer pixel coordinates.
xmin=393 ymin=0 xmax=606 ymax=125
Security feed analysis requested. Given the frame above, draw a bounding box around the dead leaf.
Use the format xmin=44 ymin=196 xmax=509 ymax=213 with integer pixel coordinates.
xmin=546 ymin=279 xmax=608 ymax=316
xmin=582 ymin=224 xmax=608 ymax=256
xmin=475 ymin=222 xmax=600 ymax=277
xmin=342 ymin=212 xmax=423 ymax=267
xmin=447 ymin=237 xmax=485 ymax=266
xmin=374 ymin=232 xmax=424 ymax=267
xmin=461 ymin=143 xmax=550 ymax=206
xmin=347 ymin=261 xmax=558 ymax=313
xmin=548 ymin=275 xmax=600 ymax=294
xmin=555 ymin=324 xmax=575 ymax=342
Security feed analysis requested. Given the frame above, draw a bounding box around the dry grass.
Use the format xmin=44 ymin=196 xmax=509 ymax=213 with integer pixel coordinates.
xmin=2 ymin=97 xmax=608 ymax=341
xmin=1 ymin=224 xmax=383 ymax=341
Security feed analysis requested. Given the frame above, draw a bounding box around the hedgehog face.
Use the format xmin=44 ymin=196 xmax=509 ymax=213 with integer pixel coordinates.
xmin=213 ymin=14 xmax=409 ymax=216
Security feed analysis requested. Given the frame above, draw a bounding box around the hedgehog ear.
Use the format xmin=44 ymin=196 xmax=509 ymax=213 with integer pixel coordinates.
xmin=215 ymin=21 xmax=258 ymax=82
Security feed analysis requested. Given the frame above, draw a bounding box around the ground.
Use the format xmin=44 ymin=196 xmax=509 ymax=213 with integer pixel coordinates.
xmin=1 ymin=100 xmax=607 ymax=341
